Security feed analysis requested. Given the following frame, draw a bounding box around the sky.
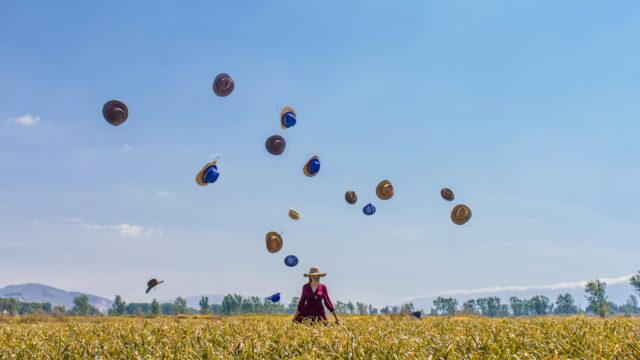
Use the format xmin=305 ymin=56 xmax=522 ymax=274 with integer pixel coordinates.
xmin=1 ymin=1 xmax=640 ymax=307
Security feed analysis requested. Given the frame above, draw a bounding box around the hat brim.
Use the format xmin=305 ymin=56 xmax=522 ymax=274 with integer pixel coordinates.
xmin=376 ymin=180 xmax=394 ymax=200
xmin=266 ymin=232 xmax=283 ymax=253
xmin=280 ymin=106 xmax=296 ymax=129
xmin=303 ymin=156 xmax=320 ymax=177
xmin=196 ymin=161 xmax=217 ymax=186
xmin=304 ymin=273 xmax=327 ymax=277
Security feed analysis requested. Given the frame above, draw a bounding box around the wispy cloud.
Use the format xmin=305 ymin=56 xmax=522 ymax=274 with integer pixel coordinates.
xmin=7 ymin=114 xmax=40 ymax=126
xmin=407 ymin=274 xmax=635 ymax=300
xmin=156 ymin=191 xmax=174 ymax=198
xmin=70 ymin=218 xmax=162 ymax=237
xmin=119 ymin=144 xmax=133 ymax=152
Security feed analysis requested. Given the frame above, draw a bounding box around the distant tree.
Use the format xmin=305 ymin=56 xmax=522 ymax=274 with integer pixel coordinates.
xmin=585 ymin=280 xmax=609 ymax=317
xmin=150 ymin=299 xmax=160 ymax=315
xmin=160 ymin=302 xmax=176 ymax=315
xmin=476 ymin=298 xmax=488 ymax=316
xmin=111 ymin=295 xmax=126 ymax=315
xmin=631 ymin=271 xmax=640 ymax=297
xmin=347 ymin=302 xmax=356 ymax=315
xmin=210 ymin=304 xmax=223 ymax=314
xmin=432 ymin=297 xmax=458 ymax=315
xmin=391 ymin=306 xmax=399 ymax=314
xmin=222 ymin=294 xmax=240 ymax=314
xmin=461 ymin=299 xmax=477 ymax=314
xmin=527 ymin=295 xmax=552 ymax=316
xmin=199 ymin=296 xmax=209 ymax=315
xmin=554 ymin=293 xmax=578 ymax=315
xmin=370 ymin=307 xmax=379 ymax=315
xmin=621 ymin=295 xmax=638 ymax=315
xmin=52 ymin=306 xmax=66 ymax=317
xmin=356 ymin=302 xmax=368 ymax=315
xmin=241 ymin=298 xmax=253 ymax=313
xmin=288 ymin=297 xmax=299 ymax=314
xmin=71 ymin=295 xmax=100 ymax=316
xmin=400 ymin=302 xmax=415 ymax=314
xmin=380 ymin=306 xmax=390 ymax=315
xmin=174 ymin=297 xmax=188 ymax=314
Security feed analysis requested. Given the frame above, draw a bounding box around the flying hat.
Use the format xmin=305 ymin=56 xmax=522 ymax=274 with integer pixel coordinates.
xmin=195 ymin=161 xmax=219 ymax=186
xmin=146 ymin=278 xmax=164 ymax=294
xmin=303 ymin=156 xmax=321 ymax=177
xmin=363 ymin=203 xmax=376 ymax=215
xmin=345 ymin=191 xmax=357 ymax=205
xmin=288 ymin=208 xmax=301 ymax=221
xmin=280 ymin=106 xmax=297 ymax=129
xmin=304 ymin=266 xmax=326 ymax=277
xmin=451 ymin=204 xmax=472 ymax=225
xmin=265 ymin=135 xmax=286 ymax=155
xmin=102 ymin=100 xmax=128 ymax=126
xmin=441 ymin=188 xmax=455 ymax=201
xmin=212 ymin=73 xmax=234 ymax=97
xmin=267 ymin=293 xmax=281 ymax=303
xmin=376 ymin=180 xmax=394 ymax=200
xmin=284 ymin=255 xmax=299 ymax=267
xmin=266 ymin=231 xmax=283 ymax=253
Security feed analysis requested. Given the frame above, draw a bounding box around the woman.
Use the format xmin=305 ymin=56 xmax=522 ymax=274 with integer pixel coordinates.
xmin=292 ymin=267 xmax=340 ymax=324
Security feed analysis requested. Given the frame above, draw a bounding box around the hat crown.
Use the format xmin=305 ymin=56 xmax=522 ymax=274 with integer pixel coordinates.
xmin=308 ymin=267 xmax=321 ymax=275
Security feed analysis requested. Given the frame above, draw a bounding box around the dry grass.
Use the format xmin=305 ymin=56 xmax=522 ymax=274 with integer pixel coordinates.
xmin=0 ymin=315 xmax=639 ymax=359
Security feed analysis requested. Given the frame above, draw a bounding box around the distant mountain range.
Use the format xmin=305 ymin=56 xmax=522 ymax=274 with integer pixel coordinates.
xmin=409 ymin=281 xmax=638 ymax=312
xmin=0 ymin=283 xmax=113 ymax=313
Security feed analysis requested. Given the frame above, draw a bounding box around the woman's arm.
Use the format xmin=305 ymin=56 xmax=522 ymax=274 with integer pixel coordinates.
xmin=322 ymin=286 xmax=340 ymax=324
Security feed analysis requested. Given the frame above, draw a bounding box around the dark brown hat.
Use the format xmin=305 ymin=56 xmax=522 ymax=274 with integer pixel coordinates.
xmin=146 ymin=278 xmax=164 ymax=294
xmin=102 ymin=100 xmax=128 ymax=126
xmin=376 ymin=180 xmax=394 ymax=200
xmin=345 ymin=191 xmax=357 ymax=205
xmin=266 ymin=231 xmax=283 ymax=253
xmin=265 ymin=135 xmax=286 ymax=155
xmin=212 ymin=73 xmax=234 ymax=97
xmin=451 ymin=204 xmax=472 ymax=225
xmin=441 ymin=188 xmax=454 ymax=201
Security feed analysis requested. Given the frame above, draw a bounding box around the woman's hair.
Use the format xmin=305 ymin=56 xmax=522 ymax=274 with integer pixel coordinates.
xmin=308 ymin=276 xmax=321 ymax=284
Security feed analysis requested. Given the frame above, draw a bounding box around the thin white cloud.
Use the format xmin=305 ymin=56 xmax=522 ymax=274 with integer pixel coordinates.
xmin=65 ymin=217 xmax=84 ymax=223
xmin=119 ymin=144 xmax=133 ymax=152
xmin=407 ymin=273 xmax=635 ymax=300
xmin=72 ymin=219 xmax=162 ymax=238
xmin=29 ymin=221 xmax=44 ymax=227
xmin=8 ymin=114 xmax=40 ymax=126
xmin=157 ymin=191 xmax=174 ymax=198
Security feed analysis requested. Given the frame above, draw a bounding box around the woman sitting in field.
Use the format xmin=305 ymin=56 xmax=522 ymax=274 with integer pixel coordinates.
xmin=292 ymin=267 xmax=341 ymax=325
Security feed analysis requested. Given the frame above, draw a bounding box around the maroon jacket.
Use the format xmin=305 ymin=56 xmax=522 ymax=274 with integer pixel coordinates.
xmin=294 ymin=283 xmax=335 ymax=322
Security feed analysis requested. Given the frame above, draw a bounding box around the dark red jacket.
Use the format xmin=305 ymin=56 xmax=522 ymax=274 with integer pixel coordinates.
xmin=295 ymin=283 xmax=335 ymax=322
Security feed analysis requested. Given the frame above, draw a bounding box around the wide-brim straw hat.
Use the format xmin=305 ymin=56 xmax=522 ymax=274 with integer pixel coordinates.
xmin=441 ymin=188 xmax=455 ymax=201
xmin=265 ymin=135 xmax=286 ymax=155
xmin=303 ymin=156 xmax=320 ymax=177
xmin=288 ymin=208 xmax=301 ymax=221
xmin=265 ymin=231 xmax=283 ymax=253
xmin=345 ymin=190 xmax=357 ymax=205
xmin=376 ymin=180 xmax=394 ymax=200
xmin=212 ymin=73 xmax=234 ymax=97
xmin=102 ymin=100 xmax=128 ymax=126
xmin=451 ymin=204 xmax=472 ymax=225
xmin=195 ymin=161 xmax=218 ymax=186
xmin=304 ymin=266 xmax=326 ymax=277
xmin=280 ymin=106 xmax=297 ymax=129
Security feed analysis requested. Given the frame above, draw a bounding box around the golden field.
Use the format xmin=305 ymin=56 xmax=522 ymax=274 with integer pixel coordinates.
xmin=1 ymin=315 xmax=639 ymax=359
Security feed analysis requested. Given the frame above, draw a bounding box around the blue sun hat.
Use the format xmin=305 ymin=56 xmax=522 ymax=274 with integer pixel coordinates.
xmin=303 ymin=156 xmax=321 ymax=177
xmin=280 ymin=106 xmax=297 ymax=129
xmin=267 ymin=292 xmax=281 ymax=303
xmin=284 ymin=255 xmax=299 ymax=267
xmin=363 ymin=203 xmax=376 ymax=215
xmin=196 ymin=160 xmax=219 ymax=186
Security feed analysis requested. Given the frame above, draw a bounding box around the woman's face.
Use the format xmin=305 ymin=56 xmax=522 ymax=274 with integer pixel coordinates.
xmin=310 ymin=275 xmax=320 ymax=282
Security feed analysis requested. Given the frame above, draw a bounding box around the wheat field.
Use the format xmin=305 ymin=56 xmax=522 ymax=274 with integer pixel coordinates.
xmin=1 ymin=315 xmax=639 ymax=359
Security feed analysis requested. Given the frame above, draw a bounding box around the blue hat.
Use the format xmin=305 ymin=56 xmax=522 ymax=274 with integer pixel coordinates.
xmin=363 ymin=203 xmax=376 ymax=215
xmin=284 ymin=255 xmax=299 ymax=267
xmin=196 ymin=161 xmax=219 ymax=186
xmin=303 ymin=156 xmax=321 ymax=177
xmin=267 ymin=292 xmax=281 ymax=303
xmin=280 ymin=106 xmax=297 ymax=129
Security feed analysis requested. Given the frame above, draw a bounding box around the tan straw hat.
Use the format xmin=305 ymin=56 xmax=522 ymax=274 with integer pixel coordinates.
xmin=451 ymin=204 xmax=472 ymax=225
xmin=345 ymin=190 xmax=357 ymax=205
xmin=265 ymin=231 xmax=283 ymax=253
xmin=195 ymin=160 xmax=218 ymax=186
xmin=288 ymin=208 xmax=301 ymax=221
xmin=376 ymin=180 xmax=394 ymax=200
xmin=303 ymin=266 xmax=326 ymax=277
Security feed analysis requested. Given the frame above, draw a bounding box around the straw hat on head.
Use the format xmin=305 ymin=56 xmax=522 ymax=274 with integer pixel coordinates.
xmin=303 ymin=155 xmax=321 ymax=177
xmin=376 ymin=180 xmax=394 ymax=200
xmin=280 ymin=106 xmax=297 ymax=129
xmin=451 ymin=204 xmax=472 ymax=225
xmin=265 ymin=231 xmax=283 ymax=253
xmin=304 ymin=266 xmax=326 ymax=277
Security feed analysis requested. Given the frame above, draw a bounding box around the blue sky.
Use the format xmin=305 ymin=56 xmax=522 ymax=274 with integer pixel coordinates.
xmin=1 ymin=1 xmax=640 ymax=306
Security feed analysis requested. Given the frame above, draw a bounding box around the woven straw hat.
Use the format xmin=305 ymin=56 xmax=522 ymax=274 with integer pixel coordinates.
xmin=451 ymin=204 xmax=472 ymax=225
xmin=345 ymin=190 xmax=357 ymax=205
xmin=441 ymin=188 xmax=455 ymax=201
xmin=303 ymin=266 xmax=326 ymax=277
xmin=376 ymin=180 xmax=394 ymax=200
xmin=288 ymin=208 xmax=301 ymax=221
xmin=265 ymin=231 xmax=283 ymax=253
